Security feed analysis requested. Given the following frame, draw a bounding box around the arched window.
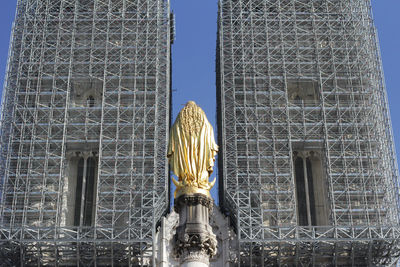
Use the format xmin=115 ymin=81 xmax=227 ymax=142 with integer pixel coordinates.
xmin=294 ymin=152 xmax=328 ymax=226
xmin=73 ymin=158 xmax=85 ymax=226
xmin=83 ymin=157 xmax=96 ymax=226
xmin=73 ymin=156 xmax=98 ymax=227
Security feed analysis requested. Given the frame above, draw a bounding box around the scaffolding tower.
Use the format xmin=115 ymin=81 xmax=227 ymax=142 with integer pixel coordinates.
xmin=217 ymin=0 xmax=400 ymax=265
xmin=0 ymin=0 xmax=172 ymax=265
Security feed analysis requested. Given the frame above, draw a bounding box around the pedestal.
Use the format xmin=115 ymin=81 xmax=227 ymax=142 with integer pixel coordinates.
xmin=174 ymin=194 xmax=217 ymax=266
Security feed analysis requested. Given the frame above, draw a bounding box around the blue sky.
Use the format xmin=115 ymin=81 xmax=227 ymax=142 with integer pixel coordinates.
xmin=0 ymin=1 xmax=399 ymax=201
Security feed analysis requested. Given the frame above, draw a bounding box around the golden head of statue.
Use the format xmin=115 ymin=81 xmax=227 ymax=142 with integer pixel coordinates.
xmin=168 ymin=101 xmax=218 ymax=199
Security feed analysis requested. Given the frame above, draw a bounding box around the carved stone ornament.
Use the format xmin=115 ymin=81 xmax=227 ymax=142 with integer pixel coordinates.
xmin=174 ymin=232 xmax=217 ymax=264
xmin=174 ymin=193 xmax=214 ymax=213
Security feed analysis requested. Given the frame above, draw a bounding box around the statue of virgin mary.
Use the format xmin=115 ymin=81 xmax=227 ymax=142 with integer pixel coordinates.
xmin=167 ymin=101 xmax=218 ymax=198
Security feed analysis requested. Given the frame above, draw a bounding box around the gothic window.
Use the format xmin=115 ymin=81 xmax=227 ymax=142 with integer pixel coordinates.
xmin=73 ymin=156 xmax=98 ymax=227
xmin=83 ymin=157 xmax=96 ymax=226
xmin=73 ymin=158 xmax=85 ymax=226
xmin=294 ymin=152 xmax=329 ymax=226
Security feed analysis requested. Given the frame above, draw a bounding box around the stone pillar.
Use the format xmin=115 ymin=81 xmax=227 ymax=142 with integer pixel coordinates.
xmin=174 ymin=194 xmax=217 ymax=266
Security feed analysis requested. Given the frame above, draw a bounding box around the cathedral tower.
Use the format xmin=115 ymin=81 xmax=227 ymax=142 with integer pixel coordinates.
xmin=0 ymin=0 xmax=172 ymax=265
xmin=216 ymin=0 xmax=400 ymax=265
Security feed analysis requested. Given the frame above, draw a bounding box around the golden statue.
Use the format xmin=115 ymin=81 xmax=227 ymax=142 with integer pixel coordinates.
xmin=168 ymin=101 xmax=218 ymax=198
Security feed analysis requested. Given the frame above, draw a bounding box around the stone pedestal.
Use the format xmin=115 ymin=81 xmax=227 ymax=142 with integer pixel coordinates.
xmin=174 ymin=194 xmax=217 ymax=266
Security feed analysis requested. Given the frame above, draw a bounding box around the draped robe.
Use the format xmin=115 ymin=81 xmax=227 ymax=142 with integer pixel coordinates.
xmin=167 ymin=101 xmax=218 ymax=192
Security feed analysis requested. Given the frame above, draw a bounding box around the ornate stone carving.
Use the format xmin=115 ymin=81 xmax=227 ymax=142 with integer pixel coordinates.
xmin=174 ymin=193 xmax=214 ymax=213
xmin=174 ymin=232 xmax=217 ymax=264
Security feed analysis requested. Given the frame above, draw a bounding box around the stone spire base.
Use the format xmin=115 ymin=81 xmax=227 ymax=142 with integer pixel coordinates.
xmin=174 ymin=194 xmax=217 ymax=266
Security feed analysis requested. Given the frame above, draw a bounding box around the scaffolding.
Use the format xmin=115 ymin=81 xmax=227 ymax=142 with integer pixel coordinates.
xmin=0 ymin=0 xmax=172 ymax=265
xmin=217 ymin=0 xmax=400 ymax=265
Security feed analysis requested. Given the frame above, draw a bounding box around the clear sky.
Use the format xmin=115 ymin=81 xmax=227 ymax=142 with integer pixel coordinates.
xmin=0 ymin=1 xmax=399 ymax=202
